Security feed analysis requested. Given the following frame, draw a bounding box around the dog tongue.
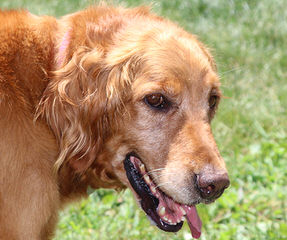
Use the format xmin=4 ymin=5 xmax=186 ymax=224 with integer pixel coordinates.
xmin=158 ymin=192 xmax=202 ymax=238
xmin=183 ymin=205 xmax=202 ymax=239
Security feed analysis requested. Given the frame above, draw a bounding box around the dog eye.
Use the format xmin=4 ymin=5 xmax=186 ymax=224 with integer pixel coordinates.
xmin=209 ymin=95 xmax=218 ymax=109
xmin=144 ymin=93 xmax=169 ymax=110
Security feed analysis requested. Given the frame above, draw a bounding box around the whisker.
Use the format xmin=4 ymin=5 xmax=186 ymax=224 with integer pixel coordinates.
xmin=219 ymin=66 xmax=245 ymax=77
xmin=141 ymin=168 xmax=165 ymax=179
xmin=141 ymin=169 xmax=179 ymax=187
xmin=151 ymin=172 xmax=178 ymax=180
xmin=155 ymin=181 xmax=173 ymax=189
xmin=145 ymin=168 xmax=165 ymax=175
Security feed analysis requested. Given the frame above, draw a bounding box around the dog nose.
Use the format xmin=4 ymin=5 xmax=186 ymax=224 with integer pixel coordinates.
xmin=196 ymin=172 xmax=230 ymax=200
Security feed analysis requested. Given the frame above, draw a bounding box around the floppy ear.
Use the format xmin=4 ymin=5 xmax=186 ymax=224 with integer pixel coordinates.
xmin=38 ymin=45 xmax=136 ymax=173
xmin=38 ymin=46 xmax=110 ymax=173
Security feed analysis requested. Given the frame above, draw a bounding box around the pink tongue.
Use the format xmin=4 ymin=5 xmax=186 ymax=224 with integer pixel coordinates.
xmin=157 ymin=192 xmax=202 ymax=238
xmin=183 ymin=205 xmax=202 ymax=239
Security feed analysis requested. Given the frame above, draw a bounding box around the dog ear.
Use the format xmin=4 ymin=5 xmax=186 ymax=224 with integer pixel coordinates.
xmin=38 ymin=45 xmax=136 ymax=173
xmin=39 ymin=47 xmax=110 ymax=173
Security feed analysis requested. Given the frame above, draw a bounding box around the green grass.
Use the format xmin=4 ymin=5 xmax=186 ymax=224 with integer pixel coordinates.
xmin=1 ymin=0 xmax=286 ymax=239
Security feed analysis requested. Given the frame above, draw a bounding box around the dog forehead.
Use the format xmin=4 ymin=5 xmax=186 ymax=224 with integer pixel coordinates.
xmin=133 ymin=41 xmax=219 ymax=95
xmin=140 ymin=32 xmax=217 ymax=82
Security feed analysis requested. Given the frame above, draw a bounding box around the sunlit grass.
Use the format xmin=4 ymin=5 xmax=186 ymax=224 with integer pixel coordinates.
xmin=1 ymin=0 xmax=286 ymax=239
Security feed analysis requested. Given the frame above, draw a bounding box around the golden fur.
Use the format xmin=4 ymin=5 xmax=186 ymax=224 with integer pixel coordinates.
xmin=0 ymin=5 xmax=228 ymax=239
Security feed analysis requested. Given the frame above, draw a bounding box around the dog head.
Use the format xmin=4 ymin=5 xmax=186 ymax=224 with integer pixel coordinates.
xmin=105 ymin=22 xmax=229 ymax=236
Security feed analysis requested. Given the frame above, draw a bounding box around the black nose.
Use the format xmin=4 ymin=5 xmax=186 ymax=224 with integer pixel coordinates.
xmin=196 ymin=172 xmax=230 ymax=200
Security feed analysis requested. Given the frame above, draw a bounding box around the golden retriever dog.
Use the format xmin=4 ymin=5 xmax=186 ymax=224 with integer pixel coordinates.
xmin=0 ymin=4 xmax=230 ymax=239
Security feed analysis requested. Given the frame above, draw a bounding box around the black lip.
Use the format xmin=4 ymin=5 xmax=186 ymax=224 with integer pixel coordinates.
xmin=124 ymin=153 xmax=183 ymax=232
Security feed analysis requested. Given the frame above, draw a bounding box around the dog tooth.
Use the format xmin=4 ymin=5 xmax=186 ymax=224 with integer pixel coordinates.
xmin=140 ymin=164 xmax=145 ymax=172
xmin=158 ymin=207 xmax=166 ymax=216
xmin=144 ymin=175 xmax=151 ymax=184
xmin=151 ymin=186 xmax=156 ymax=194
xmin=163 ymin=216 xmax=168 ymax=222
xmin=179 ymin=206 xmax=186 ymax=215
xmin=181 ymin=216 xmax=185 ymax=221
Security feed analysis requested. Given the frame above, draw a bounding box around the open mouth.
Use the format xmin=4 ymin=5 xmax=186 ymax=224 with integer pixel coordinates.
xmin=124 ymin=153 xmax=202 ymax=239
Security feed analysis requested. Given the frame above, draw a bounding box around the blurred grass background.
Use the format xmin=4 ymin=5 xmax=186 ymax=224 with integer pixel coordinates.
xmin=1 ymin=0 xmax=286 ymax=239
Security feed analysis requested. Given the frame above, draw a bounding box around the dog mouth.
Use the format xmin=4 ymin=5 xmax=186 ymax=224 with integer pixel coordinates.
xmin=124 ymin=153 xmax=202 ymax=239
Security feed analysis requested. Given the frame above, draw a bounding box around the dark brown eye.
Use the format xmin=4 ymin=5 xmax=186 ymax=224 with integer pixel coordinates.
xmin=144 ymin=93 xmax=169 ymax=110
xmin=209 ymin=95 xmax=218 ymax=109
